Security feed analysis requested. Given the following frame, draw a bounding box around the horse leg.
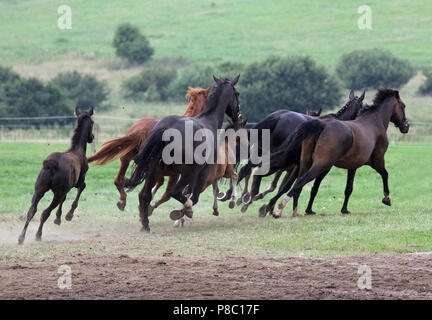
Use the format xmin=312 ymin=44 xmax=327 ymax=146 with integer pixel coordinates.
xmin=212 ymin=181 xmax=220 ymax=216
xmin=241 ymin=174 xmax=262 ymax=212
xmin=138 ymin=173 xmax=156 ymax=232
xmin=151 ymin=174 xmax=179 ymax=212
xmin=228 ymin=173 xmax=238 ymax=209
xmin=304 ymin=170 xmax=331 ymax=215
xmin=259 ymin=166 xmax=299 ymax=217
xmin=370 ymin=158 xmax=391 ymax=206
xmin=341 ymin=169 xmax=357 ymax=214
xmin=254 ymin=170 xmax=282 ymax=200
xmin=53 ymin=195 xmax=67 ymax=225
xmin=35 ymin=193 xmax=63 ymax=241
xmin=168 ymin=170 xmax=196 ymax=222
xmin=65 ymin=183 xmax=86 ymax=221
xmin=237 ymin=173 xmax=250 ymax=206
xmin=18 ymin=189 xmax=46 ymax=244
xmin=115 ymin=155 xmax=132 ymax=211
xmin=274 ymin=164 xmax=332 ymax=218
xmin=147 ymin=174 xmax=164 ymax=216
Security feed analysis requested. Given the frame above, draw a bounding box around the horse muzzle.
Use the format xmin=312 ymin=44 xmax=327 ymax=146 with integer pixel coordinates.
xmin=399 ymin=121 xmax=409 ymax=134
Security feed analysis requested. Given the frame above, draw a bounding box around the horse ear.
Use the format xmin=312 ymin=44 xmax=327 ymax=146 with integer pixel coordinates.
xmin=359 ymin=90 xmax=366 ymax=101
xmin=231 ymin=74 xmax=240 ymax=86
xmin=75 ymin=106 xmax=80 ymax=117
xmin=88 ymin=107 xmax=94 ymax=116
xmin=213 ymin=75 xmax=221 ymax=84
xmin=394 ymin=90 xmax=400 ymax=100
xmin=241 ymin=118 xmax=248 ymax=126
xmin=317 ymin=108 xmax=322 ymax=116
xmin=349 ymin=90 xmax=355 ymax=100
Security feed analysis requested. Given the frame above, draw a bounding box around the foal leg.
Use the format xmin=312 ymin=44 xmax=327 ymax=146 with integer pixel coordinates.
xmin=341 ymin=169 xmax=356 ymax=214
xmin=254 ymin=170 xmax=282 ymax=200
xmin=212 ymin=181 xmax=220 ymax=216
xmin=53 ymin=195 xmax=67 ymax=225
xmin=304 ymin=170 xmax=331 ymax=215
xmin=65 ymin=183 xmax=86 ymax=221
xmin=114 ymin=155 xmax=132 ymax=211
xmin=237 ymin=173 xmax=250 ymax=206
xmin=18 ymin=189 xmax=46 ymax=244
xmin=35 ymin=193 xmax=63 ymax=241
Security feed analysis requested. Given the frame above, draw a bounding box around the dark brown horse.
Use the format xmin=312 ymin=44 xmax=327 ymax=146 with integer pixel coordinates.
xmin=265 ymin=89 xmax=409 ymax=217
xmin=125 ymin=75 xmax=241 ymax=232
xmin=18 ymin=107 xmax=95 ymax=244
xmin=87 ymin=87 xmax=210 ymax=211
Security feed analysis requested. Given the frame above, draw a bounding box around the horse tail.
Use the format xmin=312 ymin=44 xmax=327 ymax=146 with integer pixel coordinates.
xmin=269 ymin=119 xmax=325 ymax=171
xmin=87 ymin=133 xmax=140 ymax=165
xmin=125 ymin=128 xmax=167 ymax=190
xmin=43 ymin=159 xmax=59 ymax=176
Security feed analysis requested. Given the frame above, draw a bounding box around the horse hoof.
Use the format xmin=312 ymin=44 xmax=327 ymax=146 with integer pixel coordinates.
xmin=65 ymin=214 xmax=73 ymax=221
xmin=213 ymin=209 xmax=219 ymax=216
xmin=258 ymin=205 xmax=268 ymax=217
xmin=241 ymin=205 xmax=248 ymax=213
xmin=236 ymin=198 xmax=243 ymax=206
xmin=18 ymin=237 xmax=24 ymax=245
xmin=53 ymin=218 xmax=61 ymax=225
xmin=217 ymin=192 xmax=228 ymax=201
xmin=35 ymin=235 xmax=42 ymax=242
xmin=305 ymin=210 xmax=316 ymax=215
xmin=341 ymin=209 xmax=351 ymax=214
xmin=229 ymin=201 xmax=235 ymax=209
xmin=170 ymin=210 xmax=184 ymax=221
xmin=117 ymin=201 xmax=126 ymax=211
xmin=242 ymin=193 xmax=251 ymax=205
xmin=184 ymin=209 xmax=193 ymax=219
xmin=253 ymin=194 xmax=263 ymax=201
xmin=148 ymin=205 xmax=154 ymax=217
xmin=272 ymin=213 xmax=281 ymax=219
xmin=140 ymin=226 xmax=150 ymax=233
xmin=382 ymin=197 xmax=391 ymax=206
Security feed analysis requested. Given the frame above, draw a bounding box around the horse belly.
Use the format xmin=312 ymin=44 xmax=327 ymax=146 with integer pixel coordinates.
xmin=334 ymin=144 xmax=373 ymax=169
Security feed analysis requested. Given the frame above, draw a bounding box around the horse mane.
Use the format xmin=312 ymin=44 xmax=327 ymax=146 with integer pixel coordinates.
xmin=358 ymin=88 xmax=397 ymax=115
xmin=199 ymin=80 xmax=229 ymax=115
xmin=182 ymin=87 xmax=210 ymax=117
xmin=71 ymin=114 xmax=92 ymax=148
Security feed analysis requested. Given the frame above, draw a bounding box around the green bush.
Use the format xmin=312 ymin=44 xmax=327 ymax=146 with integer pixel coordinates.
xmin=241 ymin=56 xmax=342 ymax=122
xmin=122 ymin=67 xmax=177 ymax=101
xmin=50 ymin=71 xmax=109 ymax=109
xmin=336 ymin=49 xmax=414 ymax=90
xmin=167 ymin=62 xmax=245 ymax=101
xmin=113 ymin=23 xmax=154 ymax=64
xmin=418 ymin=70 xmax=432 ymax=95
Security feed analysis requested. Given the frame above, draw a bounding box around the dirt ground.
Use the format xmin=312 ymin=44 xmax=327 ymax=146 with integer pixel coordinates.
xmin=1 ymin=252 xmax=431 ymax=299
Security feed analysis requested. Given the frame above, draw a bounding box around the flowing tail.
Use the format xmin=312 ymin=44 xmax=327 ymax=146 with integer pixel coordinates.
xmin=87 ymin=132 xmax=142 ymax=165
xmin=269 ymin=119 xmax=325 ymax=171
xmin=124 ymin=128 xmax=167 ymax=190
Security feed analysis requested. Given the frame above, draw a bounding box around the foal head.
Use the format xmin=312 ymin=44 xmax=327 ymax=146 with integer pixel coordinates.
xmin=336 ymin=89 xmax=365 ymax=120
xmin=183 ymin=86 xmax=211 ymax=117
xmin=73 ymin=107 xmax=95 ymax=146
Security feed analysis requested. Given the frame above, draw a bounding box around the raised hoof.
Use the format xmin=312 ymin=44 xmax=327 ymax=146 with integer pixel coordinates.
xmin=272 ymin=213 xmax=281 ymax=219
xmin=170 ymin=209 xmax=184 ymax=221
xmin=140 ymin=226 xmax=150 ymax=233
xmin=148 ymin=205 xmax=154 ymax=217
xmin=241 ymin=204 xmax=248 ymax=213
xmin=53 ymin=218 xmax=61 ymax=225
xmin=213 ymin=209 xmax=219 ymax=216
xmin=229 ymin=200 xmax=235 ymax=209
xmin=382 ymin=196 xmax=391 ymax=206
xmin=117 ymin=201 xmax=126 ymax=211
xmin=258 ymin=205 xmax=268 ymax=218
xmin=217 ymin=192 xmax=229 ymax=202
xmin=305 ymin=210 xmax=316 ymax=215
xmin=65 ymin=212 xmax=73 ymax=221
xmin=242 ymin=193 xmax=251 ymax=205
xmin=341 ymin=209 xmax=351 ymax=214
xmin=236 ymin=197 xmax=243 ymax=206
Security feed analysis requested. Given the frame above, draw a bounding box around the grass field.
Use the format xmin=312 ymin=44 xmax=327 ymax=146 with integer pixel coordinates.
xmin=1 ymin=142 xmax=431 ymax=261
xmin=1 ymin=0 xmax=431 ymax=67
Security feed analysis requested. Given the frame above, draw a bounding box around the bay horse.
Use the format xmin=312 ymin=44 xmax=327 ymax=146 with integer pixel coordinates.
xmin=174 ymin=117 xmax=248 ymax=227
xmin=125 ymin=75 xmax=241 ymax=232
xmin=18 ymin=107 xmax=94 ymax=244
xmin=235 ymin=90 xmax=365 ymax=213
xmin=87 ymin=86 xmax=210 ymax=211
xmin=264 ymin=88 xmax=408 ymax=218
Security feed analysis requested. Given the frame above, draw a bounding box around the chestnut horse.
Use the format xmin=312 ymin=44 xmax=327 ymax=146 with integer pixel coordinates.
xmin=265 ymin=89 xmax=409 ymax=217
xmin=18 ymin=107 xmax=94 ymax=244
xmin=88 ymin=86 xmax=210 ymax=211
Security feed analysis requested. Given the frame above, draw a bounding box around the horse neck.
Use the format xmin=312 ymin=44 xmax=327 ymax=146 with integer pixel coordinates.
xmin=359 ymin=99 xmax=394 ymax=130
xmin=70 ymin=120 xmax=90 ymax=154
xmin=197 ymin=96 xmax=228 ymax=130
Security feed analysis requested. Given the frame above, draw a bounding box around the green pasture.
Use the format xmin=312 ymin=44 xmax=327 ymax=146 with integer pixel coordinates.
xmin=0 ymin=142 xmax=431 ymax=261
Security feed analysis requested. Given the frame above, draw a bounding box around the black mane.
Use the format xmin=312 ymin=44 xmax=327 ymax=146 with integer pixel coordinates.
xmin=71 ymin=114 xmax=92 ymax=148
xmin=358 ymin=88 xmax=398 ymax=115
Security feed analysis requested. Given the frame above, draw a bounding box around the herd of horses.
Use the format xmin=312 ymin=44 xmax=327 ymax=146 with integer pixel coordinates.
xmin=18 ymin=74 xmax=409 ymax=243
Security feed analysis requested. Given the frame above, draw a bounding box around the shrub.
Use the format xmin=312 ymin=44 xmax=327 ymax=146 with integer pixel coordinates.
xmin=122 ymin=67 xmax=177 ymax=101
xmin=418 ymin=70 xmax=432 ymax=95
xmin=113 ymin=23 xmax=154 ymax=64
xmin=50 ymin=71 xmax=109 ymax=109
xmin=336 ymin=49 xmax=414 ymax=90
xmin=241 ymin=56 xmax=342 ymax=122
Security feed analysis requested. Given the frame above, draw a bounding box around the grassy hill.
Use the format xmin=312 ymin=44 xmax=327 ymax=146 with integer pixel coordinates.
xmin=1 ymin=0 xmax=431 ymax=67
